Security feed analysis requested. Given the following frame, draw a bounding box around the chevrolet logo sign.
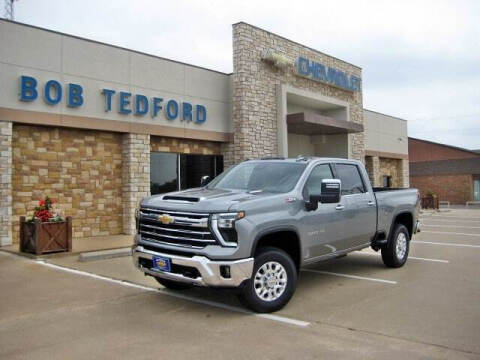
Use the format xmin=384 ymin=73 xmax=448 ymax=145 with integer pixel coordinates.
xmin=158 ymin=214 xmax=174 ymax=225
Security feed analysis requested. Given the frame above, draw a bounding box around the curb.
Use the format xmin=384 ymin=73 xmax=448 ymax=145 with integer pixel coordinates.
xmin=78 ymin=247 xmax=132 ymax=262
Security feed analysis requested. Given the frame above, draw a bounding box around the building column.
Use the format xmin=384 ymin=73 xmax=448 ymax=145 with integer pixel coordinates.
xmin=122 ymin=133 xmax=150 ymax=235
xmin=0 ymin=121 xmax=12 ymax=246
xmin=400 ymin=158 xmax=410 ymax=188
xmin=365 ymin=155 xmax=381 ymax=187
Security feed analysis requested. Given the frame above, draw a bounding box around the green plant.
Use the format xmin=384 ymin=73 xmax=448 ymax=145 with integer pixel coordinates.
xmin=27 ymin=196 xmax=64 ymax=223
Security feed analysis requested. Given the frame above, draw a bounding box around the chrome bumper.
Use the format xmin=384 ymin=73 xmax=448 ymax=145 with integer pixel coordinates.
xmin=414 ymin=220 xmax=421 ymax=233
xmin=132 ymin=245 xmax=254 ymax=287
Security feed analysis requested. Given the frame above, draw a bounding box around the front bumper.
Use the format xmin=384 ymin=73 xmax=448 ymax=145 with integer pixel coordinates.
xmin=132 ymin=245 xmax=254 ymax=287
xmin=414 ymin=219 xmax=421 ymax=234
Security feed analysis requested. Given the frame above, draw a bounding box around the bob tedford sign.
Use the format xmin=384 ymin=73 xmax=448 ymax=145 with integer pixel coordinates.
xmin=295 ymin=56 xmax=361 ymax=92
xmin=18 ymin=75 xmax=207 ymax=123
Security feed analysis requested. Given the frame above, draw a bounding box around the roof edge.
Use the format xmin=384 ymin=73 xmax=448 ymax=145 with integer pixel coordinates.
xmin=0 ymin=18 xmax=232 ymax=76
xmin=408 ymin=137 xmax=480 ymax=156
xmin=232 ymin=21 xmax=362 ymax=70
xmin=363 ymin=108 xmax=408 ymax=122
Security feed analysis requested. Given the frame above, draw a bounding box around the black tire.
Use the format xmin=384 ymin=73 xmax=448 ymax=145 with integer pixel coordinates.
xmin=155 ymin=277 xmax=192 ymax=290
xmin=238 ymin=247 xmax=297 ymax=313
xmin=381 ymin=224 xmax=410 ymax=268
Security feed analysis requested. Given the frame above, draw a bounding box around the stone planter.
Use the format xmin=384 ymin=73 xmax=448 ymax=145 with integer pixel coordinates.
xmin=19 ymin=216 xmax=72 ymax=255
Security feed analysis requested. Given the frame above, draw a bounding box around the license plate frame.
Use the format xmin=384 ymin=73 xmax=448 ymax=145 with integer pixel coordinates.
xmin=152 ymin=255 xmax=171 ymax=272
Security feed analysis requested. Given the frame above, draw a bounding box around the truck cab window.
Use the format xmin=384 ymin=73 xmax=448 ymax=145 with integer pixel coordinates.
xmin=303 ymin=164 xmax=333 ymax=198
xmin=335 ymin=164 xmax=365 ymax=195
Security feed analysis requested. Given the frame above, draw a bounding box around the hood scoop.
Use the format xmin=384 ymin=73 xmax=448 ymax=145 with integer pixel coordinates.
xmin=162 ymin=195 xmax=200 ymax=203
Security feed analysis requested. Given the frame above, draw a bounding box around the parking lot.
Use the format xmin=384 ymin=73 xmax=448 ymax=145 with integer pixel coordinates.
xmin=1 ymin=208 xmax=480 ymax=359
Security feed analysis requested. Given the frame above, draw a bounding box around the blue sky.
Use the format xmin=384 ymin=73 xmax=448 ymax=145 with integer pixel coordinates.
xmin=10 ymin=0 xmax=480 ymax=149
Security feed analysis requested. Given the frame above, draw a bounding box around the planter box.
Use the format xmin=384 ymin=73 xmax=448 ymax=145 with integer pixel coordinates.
xmin=421 ymin=196 xmax=439 ymax=210
xmin=19 ymin=216 xmax=72 ymax=255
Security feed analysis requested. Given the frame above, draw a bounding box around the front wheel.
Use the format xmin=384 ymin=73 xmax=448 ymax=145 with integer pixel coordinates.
xmin=238 ymin=247 xmax=297 ymax=313
xmin=381 ymin=224 xmax=410 ymax=268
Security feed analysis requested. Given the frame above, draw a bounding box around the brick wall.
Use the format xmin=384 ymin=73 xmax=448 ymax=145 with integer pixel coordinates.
xmin=410 ymin=174 xmax=473 ymax=204
xmin=0 ymin=121 xmax=12 ymax=246
xmin=230 ymin=23 xmax=364 ymax=164
xmin=12 ymin=125 xmax=123 ymax=242
xmin=409 ymin=138 xmax=480 ymax=162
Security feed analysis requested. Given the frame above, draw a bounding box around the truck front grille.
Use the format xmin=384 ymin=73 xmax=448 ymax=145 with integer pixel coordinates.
xmin=139 ymin=208 xmax=215 ymax=248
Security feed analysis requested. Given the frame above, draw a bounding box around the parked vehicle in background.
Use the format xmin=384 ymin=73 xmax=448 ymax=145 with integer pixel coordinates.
xmin=132 ymin=157 xmax=420 ymax=312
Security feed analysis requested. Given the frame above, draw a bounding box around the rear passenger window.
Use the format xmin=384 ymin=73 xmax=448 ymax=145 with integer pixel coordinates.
xmin=335 ymin=164 xmax=365 ymax=195
xmin=303 ymin=164 xmax=333 ymax=197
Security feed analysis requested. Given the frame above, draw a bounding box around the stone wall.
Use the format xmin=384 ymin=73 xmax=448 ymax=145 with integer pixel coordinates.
xmin=151 ymin=136 xmax=221 ymax=155
xmin=0 ymin=121 xmax=12 ymax=246
xmin=122 ymin=133 xmax=150 ymax=235
xmin=365 ymin=156 xmax=409 ymax=188
xmin=230 ymin=22 xmax=364 ymax=164
xmin=12 ymin=125 xmax=123 ymax=242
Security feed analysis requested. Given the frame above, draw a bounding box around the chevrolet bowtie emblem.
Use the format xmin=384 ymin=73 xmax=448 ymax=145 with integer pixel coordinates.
xmin=158 ymin=214 xmax=174 ymax=225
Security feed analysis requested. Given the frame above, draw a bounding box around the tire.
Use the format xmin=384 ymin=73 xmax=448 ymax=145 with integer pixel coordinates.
xmin=238 ymin=247 xmax=297 ymax=313
xmin=155 ymin=277 xmax=192 ymax=290
xmin=381 ymin=224 xmax=410 ymax=268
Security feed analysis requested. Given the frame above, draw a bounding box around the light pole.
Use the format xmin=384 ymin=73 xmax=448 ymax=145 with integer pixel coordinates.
xmin=4 ymin=0 xmax=18 ymax=20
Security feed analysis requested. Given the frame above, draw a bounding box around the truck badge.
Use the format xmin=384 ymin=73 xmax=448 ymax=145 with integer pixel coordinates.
xmin=158 ymin=214 xmax=174 ymax=225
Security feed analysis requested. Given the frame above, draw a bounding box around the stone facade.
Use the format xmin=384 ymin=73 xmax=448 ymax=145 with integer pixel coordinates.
xmin=12 ymin=125 xmax=123 ymax=242
xmin=0 ymin=121 xmax=12 ymax=246
xmin=122 ymin=133 xmax=150 ymax=235
xmin=230 ymin=22 xmax=364 ymax=164
xmin=365 ymin=156 xmax=409 ymax=188
xmin=151 ymin=136 xmax=221 ymax=155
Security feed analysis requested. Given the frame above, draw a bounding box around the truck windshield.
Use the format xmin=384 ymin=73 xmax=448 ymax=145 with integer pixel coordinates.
xmin=207 ymin=162 xmax=306 ymax=193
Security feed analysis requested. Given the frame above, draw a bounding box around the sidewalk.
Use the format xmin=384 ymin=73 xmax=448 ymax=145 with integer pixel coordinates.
xmin=0 ymin=234 xmax=133 ymax=259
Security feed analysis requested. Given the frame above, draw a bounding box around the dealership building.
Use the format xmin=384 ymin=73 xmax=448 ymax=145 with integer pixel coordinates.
xmin=0 ymin=19 xmax=409 ymax=246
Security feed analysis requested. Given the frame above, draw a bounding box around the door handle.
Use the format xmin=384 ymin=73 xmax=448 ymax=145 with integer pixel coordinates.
xmin=367 ymin=201 xmax=375 ymax=206
xmin=335 ymin=204 xmax=345 ymax=210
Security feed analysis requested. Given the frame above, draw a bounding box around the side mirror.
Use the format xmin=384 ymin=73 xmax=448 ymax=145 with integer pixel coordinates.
xmin=319 ymin=179 xmax=341 ymax=203
xmin=200 ymin=175 xmax=211 ymax=187
xmin=305 ymin=179 xmax=341 ymax=211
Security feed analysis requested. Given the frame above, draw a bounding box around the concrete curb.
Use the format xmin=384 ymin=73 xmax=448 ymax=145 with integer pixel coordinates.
xmin=78 ymin=247 xmax=132 ymax=262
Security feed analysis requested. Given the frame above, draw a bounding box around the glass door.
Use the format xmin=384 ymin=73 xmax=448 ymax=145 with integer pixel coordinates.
xmin=474 ymin=177 xmax=480 ymax=201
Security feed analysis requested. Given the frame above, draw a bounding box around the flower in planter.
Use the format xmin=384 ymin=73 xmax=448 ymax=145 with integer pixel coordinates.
xmin=28 ymin=196 xmax=64 ymax=223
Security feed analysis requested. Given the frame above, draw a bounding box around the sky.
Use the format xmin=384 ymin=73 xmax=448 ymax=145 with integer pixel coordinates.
xmin=8 ymin=0 xmax=480 ymax=149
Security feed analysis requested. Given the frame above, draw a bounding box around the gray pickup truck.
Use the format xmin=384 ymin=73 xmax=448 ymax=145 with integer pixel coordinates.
xmin=133 ymin=157 xmax=420 ymax=312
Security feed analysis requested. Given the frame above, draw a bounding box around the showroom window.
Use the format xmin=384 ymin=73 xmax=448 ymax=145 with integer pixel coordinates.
xmin=150 ymin=153 xmax=223 ymax=195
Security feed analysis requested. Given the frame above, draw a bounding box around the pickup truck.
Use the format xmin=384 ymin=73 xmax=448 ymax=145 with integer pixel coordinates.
xmin=132 ymin=157 xmax=420 ymax=313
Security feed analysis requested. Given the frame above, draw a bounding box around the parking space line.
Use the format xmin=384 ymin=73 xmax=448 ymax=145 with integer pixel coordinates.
xmin=413 ymin=241 xmax=480 ymax=248
xmin=421 ymin=216 xmax=480 ymax=220
xmin=422 ymin=224 xmax=480 ymax=229
xmin=28 ymin=258 xmax=310 ymax=328
xmin=301 ymin=269 xmax=397 ymax=284
xmin=421 ymin=230 xmax=480 ymax=237
xmin=356 ymin=251 xmax=449 ymax=263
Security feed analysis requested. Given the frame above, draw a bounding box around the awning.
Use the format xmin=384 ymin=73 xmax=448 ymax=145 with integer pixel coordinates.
xmin=287 ymin=112 xmax=363 ymax=135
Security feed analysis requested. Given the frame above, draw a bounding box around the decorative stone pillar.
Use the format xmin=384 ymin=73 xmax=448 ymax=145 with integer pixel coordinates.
xmin=366 ymin=156 xmax=381 ymax=187
xmin=0 ymin=121 xmax=12 ymax=246
xmin=400 ymin=159 xmax=410 ymax=188
xmin=122 ymin=133 xmax=150 ymax=235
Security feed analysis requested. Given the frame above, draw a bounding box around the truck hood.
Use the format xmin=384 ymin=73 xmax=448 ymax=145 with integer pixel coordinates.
xmin=140 ymin=187 xmax=272 ymax=213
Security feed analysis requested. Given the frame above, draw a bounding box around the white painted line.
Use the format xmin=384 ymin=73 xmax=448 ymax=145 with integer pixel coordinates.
xmin=421 ymin=215 xmax=480 ymax=220
xmin=355 ymin=251 xmax=449 ymax=263
xmin=29 ymin=258 xmax=310 ymax=328
xmin=420 ymin=218 xmax=480 ymax=223
xmin=422 ymin=224 xmax=480 ymax=229
xmin=301 ymin=269 xmax=397 ymax=284
xmin=413 ymin=241 xmax=480 ymax=248
xmin=421 ymin=230 xmax=480 ymax=237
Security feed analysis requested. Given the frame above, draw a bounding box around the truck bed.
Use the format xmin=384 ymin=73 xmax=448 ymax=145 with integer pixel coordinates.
xmin=373 ymin=188 xmax=419 ymax=239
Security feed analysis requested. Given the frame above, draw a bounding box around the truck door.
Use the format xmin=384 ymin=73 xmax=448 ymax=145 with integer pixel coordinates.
xmin=333 ymin=163 xmax=377 ymax=249
xmin=300 ymin=163 xmax=348 ymax=258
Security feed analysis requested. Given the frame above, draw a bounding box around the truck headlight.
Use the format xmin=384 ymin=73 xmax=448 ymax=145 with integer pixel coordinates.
xmin=214 ymin=212 xmax=245 ymax=229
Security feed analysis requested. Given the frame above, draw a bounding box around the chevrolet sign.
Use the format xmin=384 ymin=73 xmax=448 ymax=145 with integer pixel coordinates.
xmin=158 ymin=214 xmax=175 ymax=225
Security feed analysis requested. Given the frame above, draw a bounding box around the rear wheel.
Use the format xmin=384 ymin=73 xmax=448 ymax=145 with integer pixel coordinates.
xmin=238 ymin=247 xmax=297 ymax=313
xmin=381 ymin=224 xmax=409 ymax=268
xmin=155 ymin=277 xmax=192 ymax=290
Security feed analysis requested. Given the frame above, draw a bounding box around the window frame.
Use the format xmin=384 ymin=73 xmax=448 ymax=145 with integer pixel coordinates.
xmin=301 ymin=162 xmax=334 ymax=200
xmin=332 ymin=162 xmax=367 ymax=196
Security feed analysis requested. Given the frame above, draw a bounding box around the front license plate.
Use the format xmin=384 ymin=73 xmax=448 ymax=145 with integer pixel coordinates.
xmin=152 ymin=256 xmax=171 ymax=272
